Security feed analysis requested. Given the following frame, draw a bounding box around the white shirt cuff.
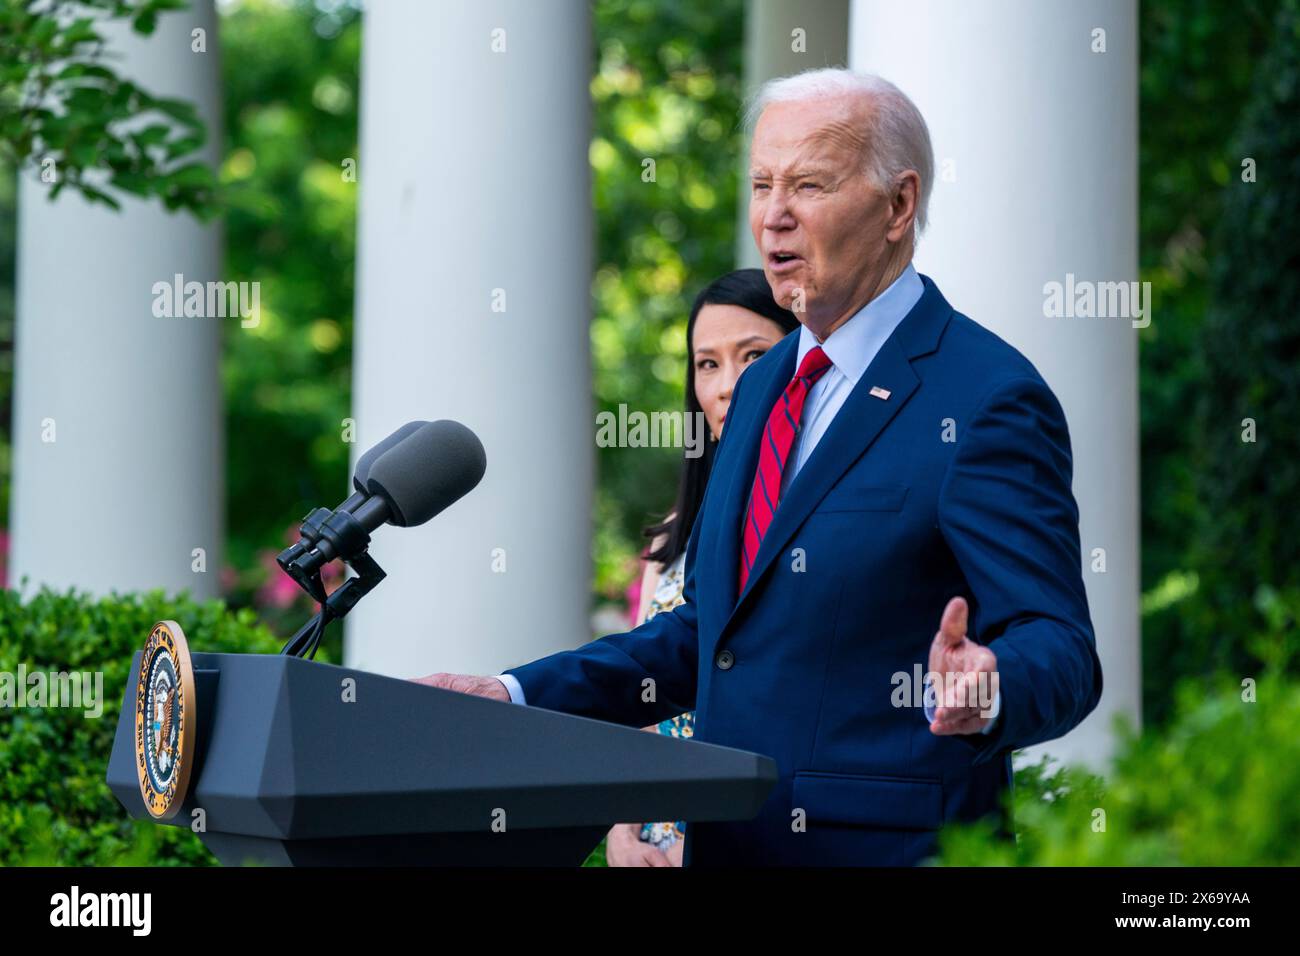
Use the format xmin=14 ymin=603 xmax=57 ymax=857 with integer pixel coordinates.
xmin=980 ymin=686 xmax=1001 ymax=734
xmin=495 ymin=672 xmax=526 ymax=705
xmin=923 ymin=678 xmax=1000 ymax=734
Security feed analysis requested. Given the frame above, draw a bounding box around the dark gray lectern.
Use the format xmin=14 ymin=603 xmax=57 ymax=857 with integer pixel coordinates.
xmin=106 ymin=652 xmax=777 ymax=865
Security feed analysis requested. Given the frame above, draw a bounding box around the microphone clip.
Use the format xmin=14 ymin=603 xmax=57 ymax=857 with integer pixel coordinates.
xmin=277 ymin=505 xmax=388 ymax=659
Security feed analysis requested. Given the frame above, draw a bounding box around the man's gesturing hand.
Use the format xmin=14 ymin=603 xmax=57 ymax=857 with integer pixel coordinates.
xmin=410 ymin=673 xmax=511 ymax=702
xmin=926 ymin=596 xmax=999 ymax=736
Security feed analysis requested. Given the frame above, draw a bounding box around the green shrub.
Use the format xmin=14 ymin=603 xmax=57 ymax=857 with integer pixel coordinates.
xmin=0 ymin=586 xmax=283 ymax=865
xmin=582 ymin=838 xmax=608 ymax=867
xmin=937 ymin=666 xmax=1300 ymax=865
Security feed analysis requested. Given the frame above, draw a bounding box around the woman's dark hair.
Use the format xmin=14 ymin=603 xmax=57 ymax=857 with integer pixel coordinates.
xmin=642 ymin=268 xmax=800 ymax=567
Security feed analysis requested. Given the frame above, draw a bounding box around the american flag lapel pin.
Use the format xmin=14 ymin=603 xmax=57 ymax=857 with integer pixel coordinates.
xmin=869 ymin=385 xmax=891 ymax=401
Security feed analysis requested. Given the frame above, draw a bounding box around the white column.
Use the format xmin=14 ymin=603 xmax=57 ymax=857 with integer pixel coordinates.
xmin=10 ymin=4 xmax=223 ymax=599
xmin=349 ymin=0 xmax=593 ymax=678
xmin=850 ymin=0 xmax=1141 ymax=768
xmin=737 ymin=0 xmax=850 ymax=266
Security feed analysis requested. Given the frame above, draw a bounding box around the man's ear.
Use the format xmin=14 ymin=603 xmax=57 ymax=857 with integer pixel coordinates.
xmin=887 ymin=171 xmax=920 ymax=242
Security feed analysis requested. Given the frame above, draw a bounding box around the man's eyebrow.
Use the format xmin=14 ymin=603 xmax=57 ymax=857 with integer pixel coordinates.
xmin=749 ymin=164 xmax=836 ymax=181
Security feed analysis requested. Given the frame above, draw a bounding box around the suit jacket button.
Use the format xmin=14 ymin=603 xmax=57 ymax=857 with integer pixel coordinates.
xmin=715 ymin=649 xmax=735 ymax=670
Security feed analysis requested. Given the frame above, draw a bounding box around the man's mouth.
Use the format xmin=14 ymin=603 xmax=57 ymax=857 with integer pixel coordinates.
xmin=768 ymin=251 xmax=803 ymax=273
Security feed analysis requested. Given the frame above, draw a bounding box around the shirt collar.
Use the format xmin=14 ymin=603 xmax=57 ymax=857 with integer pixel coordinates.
xmin=795 ymin=262 xmax=924 ymax=386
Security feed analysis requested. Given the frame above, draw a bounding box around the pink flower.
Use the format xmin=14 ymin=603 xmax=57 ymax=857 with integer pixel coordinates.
xmin=252 ymin=523 xmax=356 ymax=612
xmin=256 ymin=548 xmax=303 ymax=609
xmin=625 ymin=571 xmax=642 ymax=627
xmin=220 ymin=564 xmax=239 ymax=594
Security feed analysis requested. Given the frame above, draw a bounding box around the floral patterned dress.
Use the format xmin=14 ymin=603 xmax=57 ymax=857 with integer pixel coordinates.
xmin=638 ymin=552 xmax=694 ymax=852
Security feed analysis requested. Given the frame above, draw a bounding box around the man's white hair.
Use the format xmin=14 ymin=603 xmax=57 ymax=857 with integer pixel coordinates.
xmin=745 ymin=68 xmax=934 ymax=234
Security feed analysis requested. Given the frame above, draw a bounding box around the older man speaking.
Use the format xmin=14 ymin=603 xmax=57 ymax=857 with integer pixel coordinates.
xmin=417 ymin=68 xmax=1102 ymax=866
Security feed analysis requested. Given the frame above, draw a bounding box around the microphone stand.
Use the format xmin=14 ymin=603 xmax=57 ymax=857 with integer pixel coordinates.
xmin=277 ymin=506 xmax=388 ymax=660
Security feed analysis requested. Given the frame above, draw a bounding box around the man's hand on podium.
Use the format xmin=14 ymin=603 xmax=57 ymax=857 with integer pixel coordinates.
xmin=410 ymin=673 xmax=511 ymax=702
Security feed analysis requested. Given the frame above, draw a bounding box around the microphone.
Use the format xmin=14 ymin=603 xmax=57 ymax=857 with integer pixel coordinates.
xmin=277 ymin=419 xmax=486 ymax=659
xmin=292 ymin=420 xmax=427 ymax=542
xmin=364 ymin=419 xmax=487 ymax=527
xmin=280 ymin=420 xmax=487 ymax=581
xmin=353 ymin=420 xmax=427 ymax=493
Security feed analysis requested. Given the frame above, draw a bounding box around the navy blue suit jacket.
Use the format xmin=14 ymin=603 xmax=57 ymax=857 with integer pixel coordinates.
xmin=505 ymin=274 xmax=1103 ymax=865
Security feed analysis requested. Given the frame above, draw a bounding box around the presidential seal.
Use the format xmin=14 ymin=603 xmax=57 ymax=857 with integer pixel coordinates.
xmin=135 ymin=621 xmax=196 ymax=819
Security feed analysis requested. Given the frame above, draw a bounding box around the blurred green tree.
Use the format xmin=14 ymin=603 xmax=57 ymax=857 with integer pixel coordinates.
xmin=1137 ymin=0 xmax=1284 ymax=724
xmin=1182 ymin=0 xmax=1300 ymax=692
xmin=215 ymin=0 xmax=360 ymax=648
xmin=0 ymin=0 xmax=217 ymax=214
xmin=589 ymin=0 xmax=746 ymax=606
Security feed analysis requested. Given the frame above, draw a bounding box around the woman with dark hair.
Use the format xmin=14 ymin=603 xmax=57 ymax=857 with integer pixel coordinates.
xmin=605 ymin=268 xmax=799 ymax=867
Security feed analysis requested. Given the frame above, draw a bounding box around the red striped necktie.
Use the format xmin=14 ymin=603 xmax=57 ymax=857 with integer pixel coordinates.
xmin=738 ymin=345 xmax=833 ymax=594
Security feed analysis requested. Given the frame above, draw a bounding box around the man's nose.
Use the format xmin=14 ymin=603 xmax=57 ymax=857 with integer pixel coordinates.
xmin=761 ymin=190 xmax=796 ymax=231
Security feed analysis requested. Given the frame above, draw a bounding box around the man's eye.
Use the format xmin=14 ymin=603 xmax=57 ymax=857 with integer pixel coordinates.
xmin=799 ymin=182 xmax=819 ymax=191
xmin=752 ymin=182 xmax=770 ymax=192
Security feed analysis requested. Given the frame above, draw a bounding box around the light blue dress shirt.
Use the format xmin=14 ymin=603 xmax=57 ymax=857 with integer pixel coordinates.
xmin=500 ymin=263 xmax=1000 ymax=734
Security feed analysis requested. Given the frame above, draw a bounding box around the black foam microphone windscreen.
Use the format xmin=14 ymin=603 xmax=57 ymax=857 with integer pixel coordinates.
xmin=364 ymin=420 xmax=487 ymax=527
xmin=352 ymin=420 xmax=428 ymax=494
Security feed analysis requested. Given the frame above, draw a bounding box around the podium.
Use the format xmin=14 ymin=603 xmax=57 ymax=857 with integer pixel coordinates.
xmin=106 ymin=652 xmax=777 ymax=865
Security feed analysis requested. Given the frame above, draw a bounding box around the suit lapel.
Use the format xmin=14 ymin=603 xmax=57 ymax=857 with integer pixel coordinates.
xmin=712 ymin=334 xmax=797 ymax=611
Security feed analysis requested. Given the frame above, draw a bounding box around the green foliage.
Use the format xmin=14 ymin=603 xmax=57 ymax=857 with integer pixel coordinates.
xmin=216 ymin=0 xmax=359 ymax=645
xmin=1141 ymin=0 xmax=1300 ymax=724
xmin=1190 ymin=0 xmax=1300 ymax=668
xmin=0 ymin=158 xmax=13 ymax=541
xmin=589 ymin=0 xmax=746 ymax=600
xmin=0 ymin=0 xmax=216 ymax=215
xmin=938 ymin=666 xmax=1300 ymax=865
xmin=582 ymin=838 xmax=607 ymax=867
xmin=0 ymin=585 xmax=281 ymax=865
xmin=1137 ymin=0 xmax=1276 ymax=605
